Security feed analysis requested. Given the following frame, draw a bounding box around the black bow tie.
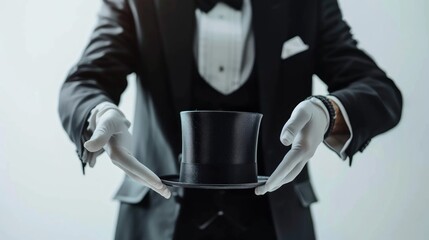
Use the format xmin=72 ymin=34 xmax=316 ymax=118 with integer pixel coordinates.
xmin=196 ymin=0 xmax=243 ymax=13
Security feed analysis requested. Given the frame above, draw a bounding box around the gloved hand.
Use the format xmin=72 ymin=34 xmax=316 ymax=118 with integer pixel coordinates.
xmin=83 ymin=102 xmax=171 ymax=199
xmin=255 ymin=97 xmax=330 ymax=195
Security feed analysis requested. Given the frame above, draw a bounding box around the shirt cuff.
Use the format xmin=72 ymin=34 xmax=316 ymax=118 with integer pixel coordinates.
xmin=323 ymin=96 xmax=353 ymax=160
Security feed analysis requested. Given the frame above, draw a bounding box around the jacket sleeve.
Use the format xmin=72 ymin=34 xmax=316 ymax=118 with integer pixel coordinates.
xmin=58 ymin=0 xmax=138 ymax=168
xmin=315 ymin=0 xmax=403 ymax=164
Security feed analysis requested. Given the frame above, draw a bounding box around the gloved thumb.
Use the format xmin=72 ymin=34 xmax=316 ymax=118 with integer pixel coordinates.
xmin=84 ymin=127 xmax=111 ymax=152
xmin=280 ymin=102 xmax=312 ymax=146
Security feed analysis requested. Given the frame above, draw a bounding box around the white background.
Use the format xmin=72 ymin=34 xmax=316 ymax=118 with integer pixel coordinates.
xmin=0 ymin=0 xmax=428 ymax=239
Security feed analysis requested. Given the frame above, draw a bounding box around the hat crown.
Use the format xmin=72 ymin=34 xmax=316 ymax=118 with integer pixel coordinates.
xmin=180 ymin=111 xmax=262 ymax=184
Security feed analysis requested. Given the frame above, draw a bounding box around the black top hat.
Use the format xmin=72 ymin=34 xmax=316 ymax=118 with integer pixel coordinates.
xmin=161 ymin=111 xmax=268 ymax=189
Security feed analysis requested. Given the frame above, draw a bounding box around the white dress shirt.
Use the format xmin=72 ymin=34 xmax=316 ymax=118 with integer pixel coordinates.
xmin=194 ymin=0 xmax=254 ymax=95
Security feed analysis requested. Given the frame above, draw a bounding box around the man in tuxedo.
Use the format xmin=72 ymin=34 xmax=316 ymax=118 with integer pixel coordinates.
xmin=58 ymin=0 xmax=402 ymax=239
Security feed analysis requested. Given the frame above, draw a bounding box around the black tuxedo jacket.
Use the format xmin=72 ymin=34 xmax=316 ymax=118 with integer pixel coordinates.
xmin=58 ymin=0 xmax=402 ymax=239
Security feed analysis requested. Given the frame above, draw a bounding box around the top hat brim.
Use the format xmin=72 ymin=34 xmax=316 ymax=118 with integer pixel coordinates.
xmin=160 ymin=175 xmax=268 ymax=189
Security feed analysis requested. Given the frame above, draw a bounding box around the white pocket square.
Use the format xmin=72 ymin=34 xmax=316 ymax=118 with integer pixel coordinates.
xmin=281 ymin=36 xmax=309 ymax=60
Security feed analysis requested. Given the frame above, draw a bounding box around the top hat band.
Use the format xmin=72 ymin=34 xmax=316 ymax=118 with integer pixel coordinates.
xmin=179 ymin=162 xmax=258 ymax=184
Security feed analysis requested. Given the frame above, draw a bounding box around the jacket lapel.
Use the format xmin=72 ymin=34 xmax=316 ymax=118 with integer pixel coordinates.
xmin=251 ymin=0 xmax=293 ymax=115
xmin=154 ymin=0 xmax=196 ymax=113
xmin=251 ymin=0 xmax=293 ymax=174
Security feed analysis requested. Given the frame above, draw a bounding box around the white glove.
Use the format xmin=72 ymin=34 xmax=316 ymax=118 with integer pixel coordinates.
xmin=255 ymin=97 xmax=330 ymax=195
xmin=84 ymin=102 xmax=171 ymax=199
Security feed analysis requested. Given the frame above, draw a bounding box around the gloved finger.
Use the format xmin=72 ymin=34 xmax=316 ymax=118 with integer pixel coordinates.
xmin=88 ymin=157 xmax=97 ymax=168
xmin=106 ymin=141 xmax=165 ymax=190
xmin=255 ymin=140 xmax=307 ymax=195
xmin=268 ymin=144 xmax=307 ymax=185
xmin=84 ymin=127 xmax=112 ymax=152
xmin=117 ymin=164 xmax=171 ymax=199
xmin=269 ymin=160 xmax=308 ymax=192
xmin=280 ymin=103 xmax=311 ymax=146
xmin=255 ymin=184 xmax=269 ymax=195
xmin=255 ymin=151 xmax=301 ymax=195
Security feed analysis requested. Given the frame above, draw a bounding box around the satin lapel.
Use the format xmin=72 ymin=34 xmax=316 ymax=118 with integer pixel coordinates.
xmin=154 ymin=0 xmax=196 ymax=113
xmin=251 ymin=0 xmax=293 ymax=174
xmin=251 ymin=0 xmax=292 ymax=114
